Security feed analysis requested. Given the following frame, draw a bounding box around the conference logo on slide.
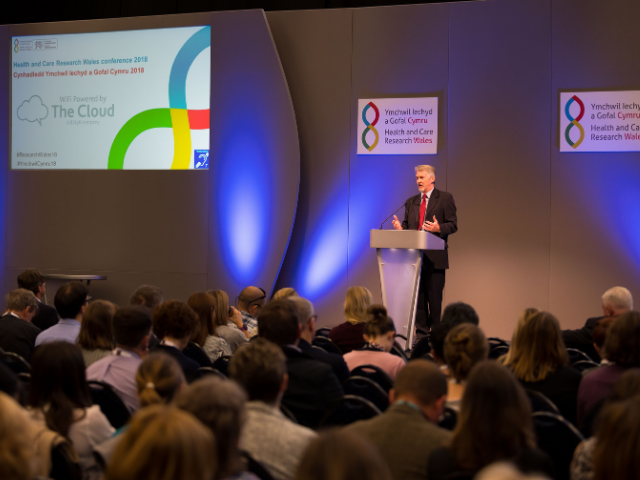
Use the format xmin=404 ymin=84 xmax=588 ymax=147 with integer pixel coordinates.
xmin=17 ymin=95 xmax=48 ymax=125
xmin=14 ymin=39 xmax=19 ymax=53
xmin=564 ymin=95 xmax=585 ymax=149
xmin=361 ymin=101 xmax=380 ymax=152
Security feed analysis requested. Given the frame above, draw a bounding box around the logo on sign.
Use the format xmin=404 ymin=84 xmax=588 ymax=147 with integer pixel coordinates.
xmin=565 ymin=95 xmax=585 ymax=149
xmin=14 ymin=39 xmax=19 ymax=53
xmin=361 ymin=102 xmax=380 ymax=152
xmin=194 ymin=150 xmax=209 ymax=169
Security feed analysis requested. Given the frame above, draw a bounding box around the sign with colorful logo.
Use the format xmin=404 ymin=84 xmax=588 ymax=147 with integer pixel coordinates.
xmin=357 ymin=97 xmax=438 ymax=155
xmin=560 ymin=91 xmax=640 ymax=152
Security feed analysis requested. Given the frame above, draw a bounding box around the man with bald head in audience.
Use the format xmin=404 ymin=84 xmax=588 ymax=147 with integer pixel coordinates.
xmin=237 ymin=286 xmax=266 ymax=335
xmin=563 ymin=286 xmax=633 ymax=362
xmin=345 ymin=360 xmax=451 ymax=480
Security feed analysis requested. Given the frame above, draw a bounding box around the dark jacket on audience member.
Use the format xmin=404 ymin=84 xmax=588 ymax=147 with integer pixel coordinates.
xmin=328 ymin=322 xmax=366 ymax=354
xmin=31 ymin=301 xmax=59 ymax=332
xmin=520 ymin=366 xmax=582 ymax=425
xmin=152 ymin=344 xmax=199 ymax=379
xmin=182 ymin=342 xmax=214 ymax=368
xmin=346 ymin=403 xmax=451 ymax=480
xmin=0 ymin=313 xmax=41 ymax=362
xmin=562 ymin=317 xmax=603 ymax=362
xmin=281 ymin=346 xmax=344 ymax=429
xmin=298 ymin=338 xmax=350 ymax=383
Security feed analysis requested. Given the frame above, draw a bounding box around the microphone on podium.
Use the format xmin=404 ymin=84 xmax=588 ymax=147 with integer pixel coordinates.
xmin=379 ymin=204 xmax=405 ymax=229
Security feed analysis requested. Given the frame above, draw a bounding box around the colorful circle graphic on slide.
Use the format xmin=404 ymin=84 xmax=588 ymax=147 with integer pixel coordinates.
xmin=564 ymin=95 xmax=585 ymax=149
xmin=108 ymin=27 xmax=210 ymax=169
xmin=361 ymin=101 xmax=380 ymax=152
xmin=14 ymin=39 xmax=19 ymax=53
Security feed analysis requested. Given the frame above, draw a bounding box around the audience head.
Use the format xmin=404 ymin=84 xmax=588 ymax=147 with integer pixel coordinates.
xmin=175 ymin=377 xmax=247 ymax=480
xmin=54 ymin=281 xmax=89 ymax=320
xmin=429 ymin=322 xmax=454 ymax=365
xmin=501 ymin=308 xmax=539 ymax=365
xmin=363 ymin=305 xmax=396 ymax=352
xmin=113 ymin=306 xmax=152 ymax=351
xmin=76 ymin=300 xmax=116 ymax=351
xmin=289 ymin=296 xmax=316 ymax=341
xmin=504 ymin=311 xmax=567 ymax=382
xmin=0 ymin=392 xmax=40 ymax=480
xmin=209 ymin=290 xmax=231 ymax=328
xmin=294 ymin=429 xmax=393 ymax=480
xmin=391 ymin=359 xmax=448 ymax=422
xmin=16 ymin=269 xmax=46 ymax=298
xmin=441 ymin=302 xmax=480 ymax=326
xmin=28 ymin=342 xmax=91 ymax=437
xmin=444 ymin=323 xmax=489 ymax=382
xmin=129 ymin=285 xmax=164 ymax=313
xmin=237 ymin=286 xmax=266 ymax=317
xmin=257 ymin=299 xmax=300 ymax=347
xmin=603 ymin=311 xmax=640 ymax=368
xmin=451 ymin=361 xmax=535 ymax=471
xmin=229 ymin=338 xmax=287 ymax=406
xmin=601 ymin=286 xmax=633 ymax=317
xmin=152 ymin=300 xmax=199 ymax=348
xmin=344 ymin=286 xmax=373 ymax=324
xmin=105 ymin=405 xmax=217 ymax=480
xmin=0 ymin=363 xmax=19 ymax=399
xmin=5 ymin=289 xmax=38 ymax=322
xmin=476 ymin=463 xmax=549 ymax=480
xmin=136 ymin=353 xmax=185 ymax=408
xmin=609 ymin=368 xmax=640 ymax=402
xmin=272 ymin=287 xmax=298 ymax=301
xmin=592 ymin=317 xmax=615 ymax=359
xmin=187 ymin=292 xmax=216 ymax=346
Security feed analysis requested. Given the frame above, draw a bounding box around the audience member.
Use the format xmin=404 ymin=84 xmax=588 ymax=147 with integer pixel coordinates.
xmin=236 ymin=286 xmax=266 ymax=335
xmin=0 ymin=289 xmax=40 ymax=361
xmin=230 ymin=338 xmax=317 ymax=480
xmin=476 ymin=463 xmax=549 ymax=480
xmin=328 ymin=286 xmax=373 ymax=354
xmin=151 ymin=300 xmax=200 ymax=378
xmin=210 ymin=290 xmax=250 ymax=349
xmin=294 ymin=429 xmax=393 ymax=480
xmin=441 ymin=302 xmax=480 ymax=326
xmin=428 ymin=362 xmax=554 ymax=480
xmin=443 ymin=323 xmax=489 ymax=411
xmin=499 ymin=308 xmax=539 ymax=366
xmin=104 ymin=405 xmax=217 ymax=480
xmin=175 ymin=376 xmax=258 ymax=480
xmin=87 ymin=306 xmax=152 ymax=412
xmin=0 ymin=363 xmax=19 ymax=399
xmin=345 ymin=360 xmax=450 ymax=480
xmin=343 ymin=305 xmax=406 ymax=380
xmin=272 ymin=288 xmax=298 ymax=301
xmin=35 ymin=282 xmax=89 ymax=346
xmin=184 ymin=292 xmax=224 ymax=365
xmin=77 ymin=300 xmax=116 ymax=367
xmin=28 ymin=342 xmax=114 ymax=480
xmin=429 ymin=322 xmax=454 ymax=370
xmin=129 ymin=285 xmax=164 ymax=312
xmin=563 ymin=287 xmax=632 ymax=362
xmin=258 ymin=299 xmax=343 ymax=429
xmin=136 ymin=352 xmax=185 ymax=407
xmin=289 ymin=296 xmax=349 ymax=383
xmin=504 ymin=311 xmax=582 ymax=425
xmin=17 ymin=269 xmax=59 ymax=331
xmin=577 ymin=311 xmax=640 ymax=425
xmin=585 ymin=317 xmax=615 ymax=375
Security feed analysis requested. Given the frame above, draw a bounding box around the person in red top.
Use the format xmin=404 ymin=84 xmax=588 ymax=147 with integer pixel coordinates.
xmin=328 ymin=286 xmax=372 ymax=354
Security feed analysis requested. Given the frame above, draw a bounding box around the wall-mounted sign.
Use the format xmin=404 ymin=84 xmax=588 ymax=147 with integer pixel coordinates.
xmin=560 ymin=91 xmax=640 ymax=152
xmin=357 ymin=97 xmax=438 ymax=155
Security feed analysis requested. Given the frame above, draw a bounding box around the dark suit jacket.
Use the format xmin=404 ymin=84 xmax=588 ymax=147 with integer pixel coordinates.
xmin=298 ymin=338 xmax=350 ymax=383
xmin=0 ymin=314 xmax=41 ymax=362
xmin=281 ymin=346 xmax=344 ymax=430
xmin=152 ymin=344 xmax=200 ymax=379
xmin=401 ymin=188 xmax=458 ymax=269
xmin=32 ymin=302 xmax=59 ymax=332
xmin=562 ymin=317 xmax=603 ymax=362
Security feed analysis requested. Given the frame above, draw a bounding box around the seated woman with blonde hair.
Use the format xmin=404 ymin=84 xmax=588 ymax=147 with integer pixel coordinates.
xmin=329 ymin=286 xmax=373 ymax=354
xmin=272 ymin=287 xmax=298 ymax=301
xmin=136 ymin=353 xmax=186 ymax=408
xmin=209 ymin=290 xmax=250 ymax=350
xmin=187 ymin=292 xmax=232 ymax=361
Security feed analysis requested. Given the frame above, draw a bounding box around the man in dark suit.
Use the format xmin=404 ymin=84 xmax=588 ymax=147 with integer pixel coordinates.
xmin=392 ymin=165 xmax=458 ymax=330
xmin=0 ymin=289 xmax=41 ymax=361
xmin=17 ymin=269 xmax=59 ymax=331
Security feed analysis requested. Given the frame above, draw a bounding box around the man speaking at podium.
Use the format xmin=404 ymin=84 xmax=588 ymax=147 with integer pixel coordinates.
xmin=391 ymin=165 xmax=457 ymax=331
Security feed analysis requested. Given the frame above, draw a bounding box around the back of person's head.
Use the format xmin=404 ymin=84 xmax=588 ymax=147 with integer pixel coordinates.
xmin=289 ymin=296 xmax=314 ymax=324
xmin=501 ymin=308 xmax=539 ymax=365
xmin=17 ymin=269 xmax=46 ymax=296
xmin=602 ymin=286 xmax=633 ymax=312
xmin=229 ymin=338 xmax=286 ymax=404
xmin=5 ymin=289 xmax=38 ymax=314
xmin=175 ymin=377 xmax=247 ymax=479
xmin=294 ymin=429 xmax=393 ymax=480
xmin=28 ymin=342 xmax=91 ymax=437
xmin=153 ymin=300 xmax=199 ymax=341
xmin=593 ymin=317 xmax=615 ymax=355
xmin=604 ymin=311 xmax=640 ymax=368
xmin=54 ymin=282 xmax=88 ymax=319
xmin=441 ymin=302 xmax=480 ymax=326
xmin=0 ymin=363 xmax=18 ymax=399
xmin=257 ymin=299 xmax=300 ymax=346
xmin=505 ymin=311 xmax=567 ymax=382
xmin=363 ymin=305 xmax=396 ymax=338
xmin=105 ymin=405 xmax=217 ymax=480
xmin=430 ymin=322 xmax=454 ymax=362
xmin=238 ymin=286 xmax=267 ymax=311
xmin=129 ymin=285 xmax=164 ymax=312
xmin=77 ymin=300 xmax=116 ymax=351
xmin=113 ymin=306 xmax=152 ymax=349
xmin=209 ymin=290 xmax=230 ymax=328
xmin=593 ymin=396 xmax=640 ymax=480
xmin=394 ymin=359 xmax=447 ymax=407
xmin=475 ymin=463 xmax=549 ymax=480
xmin=0 ymin=392 xmax=39 ymax=480
xmin=344 ymin=286 xmax=373 ymax=324
xmin=187 ymin=292 xmax=216 ymax=346
xmin=444 ymin=323 xmax=488 ymax=382
xmin=272 ymin=287 xmax=298 ymax=301
xmin=451 ymin=361 xmax=534 ymax=471
xmin=136 ymin=353 xmax=185 ymax=408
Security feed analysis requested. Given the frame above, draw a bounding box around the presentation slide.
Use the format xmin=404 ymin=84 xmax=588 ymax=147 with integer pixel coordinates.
xmin=11 ymin=25 xmax=210 ymax=170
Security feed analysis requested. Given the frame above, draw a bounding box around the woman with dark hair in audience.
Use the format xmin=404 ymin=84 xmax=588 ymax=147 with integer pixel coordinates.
xmin=187 ymin=292 xmax=232 ymax=361
xmin=328 ymin=286 xmax=373 ymax=354
xmin=503 ymin=310 xmax=582 ymax=424
xmin=105 ymin=405 xmax=217 ymax=480
xmin=137 ymin=353 xmax=186 ymax=408
xmin=77 ymin=300 xmax=117 ymax=367
xmin=294 ymin=429 xmax=393 ymax=480
xmin=428 ymin=362 xmax=554 ymax=480
xmin=210 ymin=290 xmax=250 ymax=349
xmin=443 ymin=323 xmax=488 ymax=410
xmin=28 ymin=342 xmax=114 ymax=480
xmin=343 ymin=305 xmax=406 ymax=380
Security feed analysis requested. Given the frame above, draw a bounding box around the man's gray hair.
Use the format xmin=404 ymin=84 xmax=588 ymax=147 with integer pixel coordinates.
xmin=6 ymin=289 xmax=38 ymax=312
xmin=415 ymin=165 xmax=436 ymax=178
xmin=289 ymin=296 xmax=314 ymax=324
xmin=602 ymin=286 xmax=633 ymax=311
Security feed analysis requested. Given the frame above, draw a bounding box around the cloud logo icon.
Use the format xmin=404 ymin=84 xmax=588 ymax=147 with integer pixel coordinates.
xmin=17 ymin=95 xmax=48 ymax=126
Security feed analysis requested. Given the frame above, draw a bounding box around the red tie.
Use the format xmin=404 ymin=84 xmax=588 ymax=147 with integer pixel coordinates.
xmin=418 ymin=194 xmax=427 ymax=230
